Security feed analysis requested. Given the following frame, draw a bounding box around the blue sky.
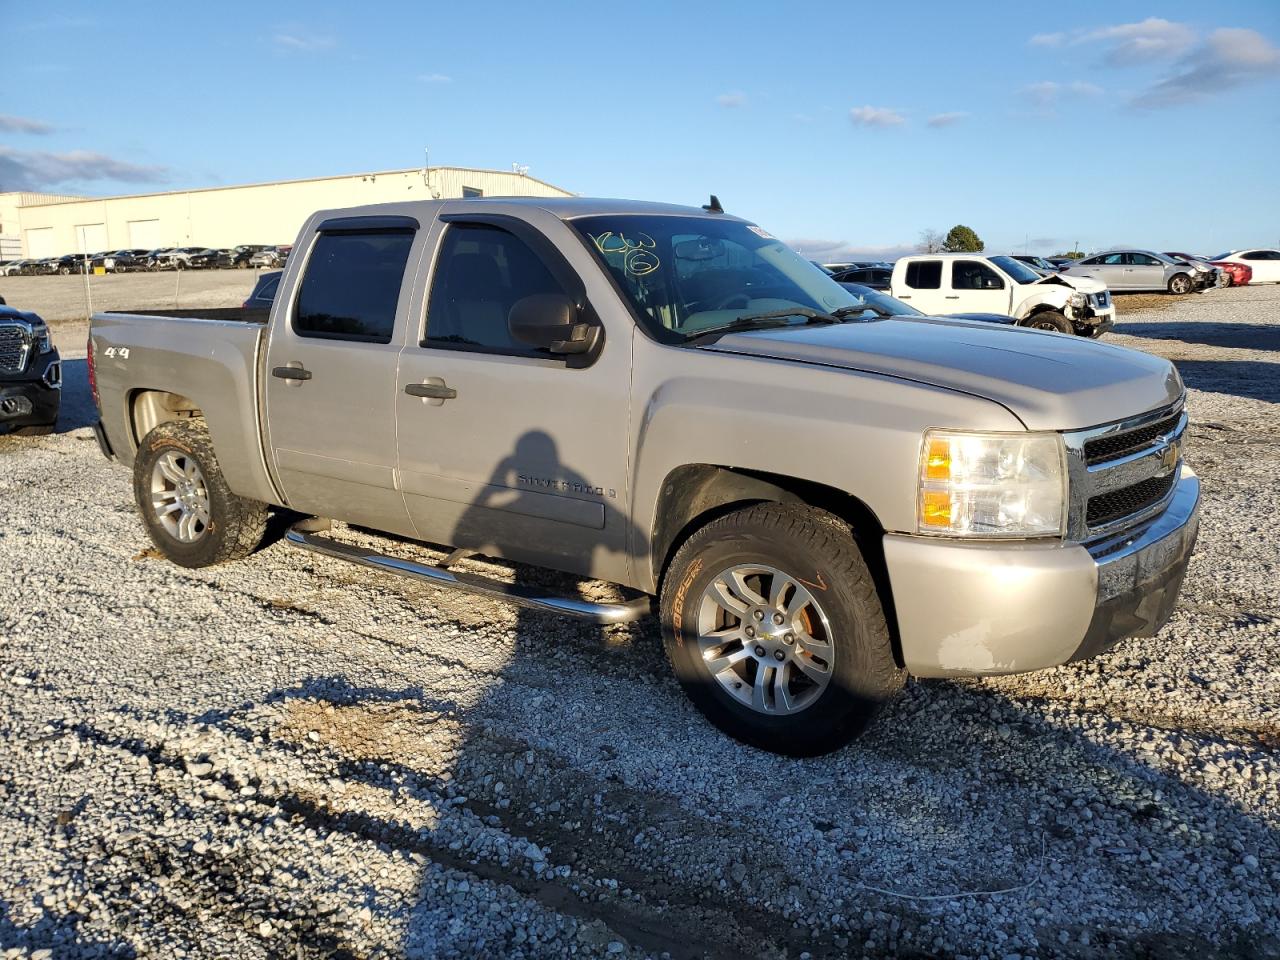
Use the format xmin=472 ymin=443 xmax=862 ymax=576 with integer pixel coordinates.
xmin=5 ymin=1 xmax=1279 ymax=258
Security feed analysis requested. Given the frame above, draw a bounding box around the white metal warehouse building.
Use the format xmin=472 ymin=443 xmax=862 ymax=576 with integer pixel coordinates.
xmin=0 ymin=167 xmax=573 ymax=259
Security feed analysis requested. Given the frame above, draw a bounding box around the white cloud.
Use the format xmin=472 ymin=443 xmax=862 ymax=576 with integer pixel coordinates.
xmin=0 ymin=114 xmax=55 ymax=135
xmin=1134 ymin=27 xmax=1280 ymax=107
xmin=1030 ymin=32 xmax=1065 ymax=47
xmin=0 ymin=147 xmax=169 ymax=191
xmin=926 ymin=111 xmax=969 ymax=128
xmin=716 ymin=91 xmax=747 ymax=108
xmin=273 ymin=32 xmax=335 ymax=52
xmin=418 ymin=73 xmax=453 ymax=84
xmin=849 ymin=105 xmax=905 ymax=128
xmin=1081 ymin=17 xmax=1197 ymax=66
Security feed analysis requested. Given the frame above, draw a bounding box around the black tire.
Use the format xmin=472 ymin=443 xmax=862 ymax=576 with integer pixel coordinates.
xmin=133 ymin=418 xmax=268 ymax=568
xmin=1024 ymin=310 xmax=1073 ymax=334
xmin=1168 ymin=273 xmax=1193 ymax=295
xmin=660 ymin=503 xmax=905 ymax=756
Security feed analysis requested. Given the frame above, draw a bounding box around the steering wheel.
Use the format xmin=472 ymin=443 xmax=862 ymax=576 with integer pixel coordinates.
xmin=711 ymin=293 xmax=751 ymax=311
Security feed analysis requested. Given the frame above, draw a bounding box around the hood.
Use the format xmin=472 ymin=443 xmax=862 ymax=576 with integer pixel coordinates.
xmin=702 ymin=317 xmax=1181 ymax=431
xmin=1038 ymin=273 xmax=1104 ymax=294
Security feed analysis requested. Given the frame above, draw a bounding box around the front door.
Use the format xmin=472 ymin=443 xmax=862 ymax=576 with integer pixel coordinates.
xmin=949 ymin=260 xmax=1011 ymax=314
xmin=394 ymin=217 xmax=633 ymax=583
xmin=263 ymin=219 xmax=419 ymax=536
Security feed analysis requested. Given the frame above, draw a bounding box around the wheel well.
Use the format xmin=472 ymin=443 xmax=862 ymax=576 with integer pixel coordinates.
xmin=129 ymin=389 xmax=204 ymax=447
xmin=651 ymin=465 xmax=904 ymax=667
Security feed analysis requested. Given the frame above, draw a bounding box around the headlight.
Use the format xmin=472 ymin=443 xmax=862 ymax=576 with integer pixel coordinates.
xmin=1068 ymin=292 xmax=1086 ymax=307
xmin=34 ymin=324 xmax=53 ymax=354
xmin=917 ymin=429 xmax=1067 ymax=538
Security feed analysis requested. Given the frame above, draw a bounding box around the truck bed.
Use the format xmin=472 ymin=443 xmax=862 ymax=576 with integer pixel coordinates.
xmin=90 ymin=308 xmax=278 ymax=504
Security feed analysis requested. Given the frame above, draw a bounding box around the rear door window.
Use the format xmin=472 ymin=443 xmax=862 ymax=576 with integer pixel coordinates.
xmin=904 ymin=260 xmax=942 ymax=289
xmin=294 ymin=230 xmax=415 ymax=343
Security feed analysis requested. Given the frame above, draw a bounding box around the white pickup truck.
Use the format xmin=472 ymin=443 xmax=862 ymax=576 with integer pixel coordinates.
xmin=891 ymin=254 xmax=1114 ymax=337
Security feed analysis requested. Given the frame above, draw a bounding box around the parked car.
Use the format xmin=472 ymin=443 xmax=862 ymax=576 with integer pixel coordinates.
xmin=1 ymin=260 xmax=33 ymax=277
xmin=1209 ymin=249 xmax=1280 ymax=284
xmin=1011 ymin=255 xmax=1062 ymax=274
xmin=242 ymin=270 xmax=281 ymax=309
xmin=89 ymin=196 xmax=1198 ymax=756
xmin=248 ymin=246 xmax=288 ymax=268
xmin=1162 ymin=253 xmax=1224 ymax=290
xmin=831 ymin=266 xmax=892 ymax=290
xmin=230 ymin=245 xmax=271 ymax=268
xmin=0 ymin=303 xmax=61 ymax=435
xmin=837 ymin=282 xmax=1017 ymax=325
xmin=1208 ymin=259 xmax=1252 ymax=287
xmin=1061 ymin=250 xmax=1212 ymax=294
xmin=890 ymin=253 xmax=1114 ymax=336
xmin=93 ymin=249 xmax=153 ymax=273
xmin=188 ymin=248 xmax=232 ymax=269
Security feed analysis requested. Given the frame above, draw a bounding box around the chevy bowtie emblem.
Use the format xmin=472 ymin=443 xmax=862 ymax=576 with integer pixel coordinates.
xmin=1161 ymin=442 xmax=1178 ymax=472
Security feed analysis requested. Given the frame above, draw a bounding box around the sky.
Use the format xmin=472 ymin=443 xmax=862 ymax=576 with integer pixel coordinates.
xmin=4 ymin=1 xmax=1279 ymax=260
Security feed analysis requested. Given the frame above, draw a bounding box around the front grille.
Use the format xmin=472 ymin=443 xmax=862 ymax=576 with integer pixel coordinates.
xmin=0 ymin=325 xmax=29 ymax=374
xmin=1087 ymin=471 xmax=1177 ymax=527
xmin=1083 ymin=411 xmax=1181 ymax=465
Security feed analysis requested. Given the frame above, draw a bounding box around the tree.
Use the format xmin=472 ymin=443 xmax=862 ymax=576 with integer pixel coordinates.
xmin=942 ymin=224 xmax=983 ymax=253
xmin=918 ymin=228 xmax=945 ymax=254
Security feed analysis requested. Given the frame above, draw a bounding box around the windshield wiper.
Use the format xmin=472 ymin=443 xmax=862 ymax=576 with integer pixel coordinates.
xmin=686 ymin=307 xmax=840 ymax=343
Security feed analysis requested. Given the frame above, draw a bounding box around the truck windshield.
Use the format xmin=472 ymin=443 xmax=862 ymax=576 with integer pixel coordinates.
xmin=988 ymin=256 xmax=1044 ymax=285
xmin=570 ymin=215 xmax=864 ymax=342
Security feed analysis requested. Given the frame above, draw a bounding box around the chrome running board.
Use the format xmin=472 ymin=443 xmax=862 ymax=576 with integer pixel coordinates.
xmin=284 ymin=524 xmax=653 ymax=624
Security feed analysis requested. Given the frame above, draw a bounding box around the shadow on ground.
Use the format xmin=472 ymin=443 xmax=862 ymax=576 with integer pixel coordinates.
xmin=1172 ymin=360 xmax=1280 ymax=403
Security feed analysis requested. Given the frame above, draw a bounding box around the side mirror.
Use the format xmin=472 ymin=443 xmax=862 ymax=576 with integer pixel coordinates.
xmin=509 ymin=293 xmax=596 ymax=355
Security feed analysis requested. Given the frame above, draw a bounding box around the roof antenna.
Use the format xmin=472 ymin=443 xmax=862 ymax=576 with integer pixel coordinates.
xmin=702 ymin=194 xmax=724 ymax=214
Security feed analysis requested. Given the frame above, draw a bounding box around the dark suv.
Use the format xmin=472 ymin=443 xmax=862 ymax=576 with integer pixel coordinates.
xmin=0 ymin=303 xmax=61 ymax=435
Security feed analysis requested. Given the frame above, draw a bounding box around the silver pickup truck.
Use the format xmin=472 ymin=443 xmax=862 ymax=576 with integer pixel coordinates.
xmin=90 ymin=197 xmax=1200 ymax=755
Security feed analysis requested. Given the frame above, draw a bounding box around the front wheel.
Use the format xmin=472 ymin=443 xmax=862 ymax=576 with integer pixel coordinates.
xmin=660 ymin=503 xmax=904 ymax=756
xmin=1023 ymin=310 xmax=1073 ymax=334
xmin=133 ymin=418 xmax=268 ymax=568
xmin=1168 ymin=273 xmax=1193 ymax=295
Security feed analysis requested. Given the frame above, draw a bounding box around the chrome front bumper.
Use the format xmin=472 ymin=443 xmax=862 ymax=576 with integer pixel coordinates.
xmin=883 ymin=467 xmax=1200 ymax=678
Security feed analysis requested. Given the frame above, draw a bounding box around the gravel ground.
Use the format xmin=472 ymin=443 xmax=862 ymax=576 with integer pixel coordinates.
xmin=1 ymin=285 xmax=1277 ymax=959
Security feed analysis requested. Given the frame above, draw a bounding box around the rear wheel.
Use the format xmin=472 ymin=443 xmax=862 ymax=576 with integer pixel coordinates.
xmin=1024 ymin=311 xmax=1073 ymax=334
xmin=1168 ymin=273 xmax=1193 ymax=295
xmin=660 ymin=503 xmax=904 ymax=756
xmin=133 ymin=418 xmax=267 ymax=568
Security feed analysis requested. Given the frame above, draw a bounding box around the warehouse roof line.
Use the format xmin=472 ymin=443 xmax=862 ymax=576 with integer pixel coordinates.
xmin=18 ymin=166 xmax=572 ymax=207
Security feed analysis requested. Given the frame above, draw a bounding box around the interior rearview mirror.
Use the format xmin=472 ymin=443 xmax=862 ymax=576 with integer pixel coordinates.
xmin=674 ymin=238 xmax=725 ymax=261
xmin=508 ymin=293 xmax=597 ymax=355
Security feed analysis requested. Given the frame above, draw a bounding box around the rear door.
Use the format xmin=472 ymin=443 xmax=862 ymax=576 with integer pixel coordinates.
xmin=896 ymin=259 xmax=946 ymax=313
xmin=1088 ymin=253 xmax=1127 ymax=289
xmin=394 ymin=213 xmax=632 ymax=582
xmin=262 ymin=214 xmax=420 ymax=536
xmin=1126 ymin=253 xmax=1165 ymax=290
xmin=948 ymin=260 xmax=1011 ymax=314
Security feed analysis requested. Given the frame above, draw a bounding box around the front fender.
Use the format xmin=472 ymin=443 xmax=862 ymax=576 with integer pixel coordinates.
xmin=627 ymin=339 xmax=1025 ymax=592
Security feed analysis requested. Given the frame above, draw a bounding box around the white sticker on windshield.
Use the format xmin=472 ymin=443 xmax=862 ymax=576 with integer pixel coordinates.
xmin=746 ymin=225 xmax=775 ymax=240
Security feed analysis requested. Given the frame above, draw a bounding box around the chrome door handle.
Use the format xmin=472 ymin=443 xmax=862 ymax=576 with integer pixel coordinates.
xmin=405 ymin=379 xmax=456 ymax=405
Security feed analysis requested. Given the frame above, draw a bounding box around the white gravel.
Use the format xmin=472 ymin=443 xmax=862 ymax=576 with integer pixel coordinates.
xmin=1 ymin=285 xmax=1277 ymax=959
